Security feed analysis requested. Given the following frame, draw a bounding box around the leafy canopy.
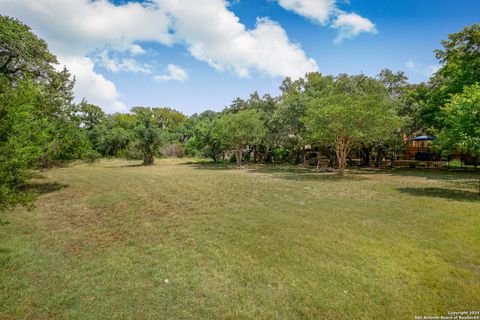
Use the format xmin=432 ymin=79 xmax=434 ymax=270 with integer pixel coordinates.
xmin=434 ymin=83 xmax=480 ymax=156
xmin=213 ymin=109 xmax=266 ymax=150
xmin=0 ymin=15 xmax=57 ymax=81
xmin=304 ymin=74 xmax=400 ymax=146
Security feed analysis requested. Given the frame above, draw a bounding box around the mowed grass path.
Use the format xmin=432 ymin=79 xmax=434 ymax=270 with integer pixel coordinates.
xmin=1 ymin=159 xmax=479 ymax=319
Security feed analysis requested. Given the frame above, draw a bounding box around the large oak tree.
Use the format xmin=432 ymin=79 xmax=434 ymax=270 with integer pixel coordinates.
xmin=304 ymin=74 xmax=401 ymax=175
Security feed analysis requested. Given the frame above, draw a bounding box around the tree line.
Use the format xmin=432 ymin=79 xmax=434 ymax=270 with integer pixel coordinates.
xmin=1 ymin=15 xmax=479 ymax=215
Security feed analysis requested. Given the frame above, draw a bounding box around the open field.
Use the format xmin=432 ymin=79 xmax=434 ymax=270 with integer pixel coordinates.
xmin=1 ymin=159 xmax=479 ymax=319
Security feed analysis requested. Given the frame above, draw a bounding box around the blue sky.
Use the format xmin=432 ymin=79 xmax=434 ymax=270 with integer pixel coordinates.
xmin=1 ymin=0 xmax=479 ymax=114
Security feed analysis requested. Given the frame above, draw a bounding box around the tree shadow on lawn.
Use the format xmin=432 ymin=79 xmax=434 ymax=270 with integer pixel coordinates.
xmin=117 ymin=163 xmax=144 ymax=168
xmin=23 ymin=182 xmax=69 ymax=195
xmin=103 ymin=162 xmax=144 ymax=168
xmin=366 ymin=167 xmax=480 ymax=191
xmin=250 ymin=165 xmax=368 ymax=181
xmin=184 ymin=161 xmax=366 ymax=181
xmin=0 ymin=248 xmax=11 ymax=268
xmin=382 ymin=168 xmax=478 ymax=180
xmin=181 ymin=161 xmax=238 ymax=170
xmin=397 ymin=187 xmax=479 ymax=202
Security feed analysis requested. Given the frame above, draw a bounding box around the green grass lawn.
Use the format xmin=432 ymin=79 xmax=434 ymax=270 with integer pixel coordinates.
xmin=1 ymin=159 xmax=479 ymax=319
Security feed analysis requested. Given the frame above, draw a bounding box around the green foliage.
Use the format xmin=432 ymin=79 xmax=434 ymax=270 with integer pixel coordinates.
xmin=426 ymin=24 xmax=480 ymax=128
xmin=111 ymin=113 xmax=137 ymax=130
xmin=434 ymin=83 xmax=480 ymax=156
xmin=213 ymin=109 xmax=266 ymax=166
xmin=397 ymin=83 xmax=432 ymax=135
xmin=0 ymin=15 xmax=57 ymax=81
xmin=0 ymin=16 xmax=96 ymax=215
xmin=32 ymin=66 xmax=93 ymax=166
xmin=434 ymin=23 xmax=480 ymax=99
xmin=40 ymin=117 xmax=93 ymax=165
xmin=304 ymin=74 xmax=401 ymax=174
xmin=377 ymin=68 xmax=409 ymax=99
xmin=83 ymin=149 xmax=102 ymax=163
xmin=0 ymin=80 xmax=47 ymax=212
xmin=152 ymin=107 xmax=187 ymax=132
xmin=93 ymin=120 xmax=132 ymax=157
xmin=131 ymin=107 xmax=165 ymax=165
xmin=214 ymin=109 xmax=266 ymax=149
xmin=79 ymin=101 xmax=106 ymax=131
xmin=184 ymin=110 xmax=222 ymax=161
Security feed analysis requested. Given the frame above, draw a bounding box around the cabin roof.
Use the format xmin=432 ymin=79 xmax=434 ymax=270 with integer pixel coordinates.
xmin=409 ymin=135 xmax=437 ymax=141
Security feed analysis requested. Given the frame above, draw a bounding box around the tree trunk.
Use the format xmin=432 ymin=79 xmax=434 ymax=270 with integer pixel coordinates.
xmin=316 ymin=151 xmax=321 ymax=171
xmin=335 ymin=138 xmax=349 ymax=176
xmin=336 ymin=150 xmax=346 ymax=176
xmin=375 ymin=146 xmax=383 ymax=168
xmin=143 ymin=152 xmax=154 ymax=165
xmin=211 ymin=145 xmax=217 ymax=162
xmin=236 ymin=150 xmax=242 ymax=167
xmin=361 ymin=144 xmax=372 ymax=167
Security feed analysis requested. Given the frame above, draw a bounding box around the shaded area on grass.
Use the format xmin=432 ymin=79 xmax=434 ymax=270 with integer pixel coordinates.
xmin=249 ymin=165 xmax=366 ymax=182
xmin=180 ymin=161 xmax=237 ymax=170
xmin=2 ymin=159 xmax=480 ymax=319
xmin=104 ymin=162 xmax=144 ymax=168
xmin=23 ymin=182 xmax=69 ymax=195
xmin=367 ymin=168 xmax=480 ymax=191
xmin=115 ymin=163 xmax=144 ymax=168
xmin=397 ymin=187 xmax=479 ymax=202
xmin=0 ymin=248 xmax=11 ymax=268
xmin=184 ymin=161 xmax=367 ymax=181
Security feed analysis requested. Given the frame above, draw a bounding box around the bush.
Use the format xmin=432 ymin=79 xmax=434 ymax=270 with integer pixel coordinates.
xmin=118 ymin=143 xmax=144 ymax=160
xmin=160 ymin=143 xmax=184 ymax=158
xmin=83 ymin=150 xmax=102 ymax=163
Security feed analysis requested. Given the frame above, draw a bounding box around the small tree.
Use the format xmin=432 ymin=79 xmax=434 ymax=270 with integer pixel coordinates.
xmin=184 ymin=110 xmax=223 ymax=161
xmin=131 ymin=107 xmax=164 ymax=165
xmin=304 ymin=74 xmax=401 ymax=175
xmin=213 ymin=109 xmax=266 ymax=167
xmin=93 ymin=118 xmax=131 ymax=157
xmin=434 ymin=83 xmax=480 ymax=162
xmin=0 ymin=80 xmax=47 ymax=213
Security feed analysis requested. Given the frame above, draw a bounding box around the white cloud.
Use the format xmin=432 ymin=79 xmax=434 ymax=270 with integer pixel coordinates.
xmin=0 ymin=0 xmax=320 ymax=111
xmin=405 ymin=59 xmax=440 ymax=78
xmin=57 ymin=55 xmax=127 ymax=113
xmin=277 ymin=0 xmax=335 ymax=25
xmin=160 ymin=0 xmax=318 ymax=78
xmin=332 ymin=13 xmax=377 ymax=43
xmin=128 ymin=44 xmax=146 ymax=56
xmin=98 ymin=51 xmax=152 ymax=74
xmin=0 ymin=0 xmax=171 ymax=111
xmin=0 ymin=0 xmax=172 ymax=56
xmin=155 ymin=64 xmax=189 ymax=82
xmin=276 ymin=0 xmax=377 ymax=42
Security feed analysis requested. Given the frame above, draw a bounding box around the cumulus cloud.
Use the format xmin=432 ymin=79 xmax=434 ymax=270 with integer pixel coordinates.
xmin=277 ymin=0 xmax=335 ymax=25
xmin=161 ymin=0 xmax=318 ymax=78
xmin=332 ymin=13 xmax=377 ymax=43
xmin=155 ymin=64 xmax=189 ymax=82
xmin=405 ymin=59 xmax=440 ymax=78
xmin=0 ymin=0 xmax=170 ymax=111
xmin=0 ymin=0 xmax=320 ymax=110
xmin=276 ymin=0 xmax=377 ymax=42
xmin=0 ymin=0 xmax=172 ymax=55
xmin=57 ymin=55 xmax=127 ymax=113
xmin=98 ymin=51 xmax=152 ymax=74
